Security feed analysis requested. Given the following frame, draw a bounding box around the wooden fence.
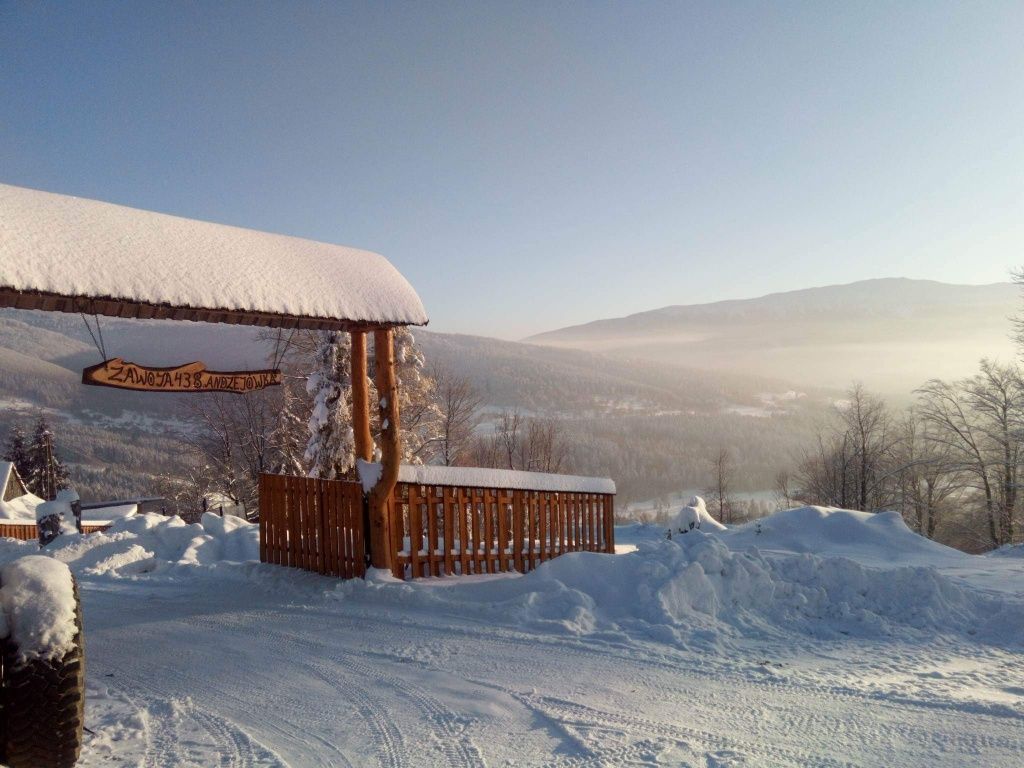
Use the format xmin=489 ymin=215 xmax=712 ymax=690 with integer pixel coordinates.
xmin=259 ymin=474 xmax=366 ymax=578
xmin=258 ymin=473 xmax=615 ymax=581
xmin=389 ymin=483 xmax=614 ymax=579
xmin=0 ymin=522 xmax=109 ymax=541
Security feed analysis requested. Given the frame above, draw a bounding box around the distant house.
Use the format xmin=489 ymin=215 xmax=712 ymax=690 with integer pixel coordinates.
xmin=1 ymin=460 xmax=29 ymax=502
xmin=0 ymin=460 xmax=49 ymax=529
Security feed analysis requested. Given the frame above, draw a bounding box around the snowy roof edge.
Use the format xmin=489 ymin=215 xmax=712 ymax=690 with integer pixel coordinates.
xmin=357 ymin=461 xmax=616 ymax=495
xmin=0 ymin=183 xmax=428 ymax=329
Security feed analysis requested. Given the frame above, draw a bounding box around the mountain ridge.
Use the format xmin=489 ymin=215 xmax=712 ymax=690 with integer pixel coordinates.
xmin=525 ymin=278 xmax=1019 ymax=394
xmin=527 ymin=278 xmax=1017 ymax=342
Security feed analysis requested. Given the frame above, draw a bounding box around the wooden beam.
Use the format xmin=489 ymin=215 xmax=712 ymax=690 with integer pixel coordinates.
xmin=0 ymin=286 xmax=418 ymax=333
xmin=367 ymin=328 xmax=401 ymax=571
xmin=350 ymin=330 xmax=373 ymax=462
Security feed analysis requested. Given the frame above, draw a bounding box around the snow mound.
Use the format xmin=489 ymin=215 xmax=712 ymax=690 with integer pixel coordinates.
xmin=988 ymin=543 xmax=1024 ymax=559
xmin=48 ymin=512 xmax=259 ymax=577
xmin=719 ymin=506 xmax=966 ymax=567
xmin=350 ymin=514 xmax=1022 ymax=650
xmin=668 ymin=496 xmax=726 ymax=536
xmin=0 ymin=555 xmax=78 ymax=662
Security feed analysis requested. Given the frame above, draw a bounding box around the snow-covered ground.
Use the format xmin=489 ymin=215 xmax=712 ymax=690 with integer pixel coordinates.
xmin=2 ymin=507 xmax=1022 ymax=766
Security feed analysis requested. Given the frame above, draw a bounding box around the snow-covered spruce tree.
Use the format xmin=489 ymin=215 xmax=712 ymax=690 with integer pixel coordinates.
xmin=270 ymin=372 xmax=309 ymax=476
xmin=304 ymin=331 xmax=356 ymax=479
xmin=3 ymin=423 xmax=31 ymax=481
xmin=26 ymin=415 xmax=69 ymax=499
xmin=390 ymin=328 xmax=441 ymax=464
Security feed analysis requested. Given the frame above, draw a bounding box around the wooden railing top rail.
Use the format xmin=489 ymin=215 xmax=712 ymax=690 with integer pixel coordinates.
xmin=358 ymin=461 xmax=616 ymax=496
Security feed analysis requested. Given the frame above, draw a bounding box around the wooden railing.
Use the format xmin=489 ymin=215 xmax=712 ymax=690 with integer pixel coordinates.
xmin=388 ymin=483 xmax=615 ymax=580
xmin=0 ymin=522 xmax=109 ymax=541
xmin=258 ymin=470 xmax=616 ymax=581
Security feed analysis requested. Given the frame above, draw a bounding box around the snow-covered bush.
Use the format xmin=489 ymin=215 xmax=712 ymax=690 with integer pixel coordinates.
xmin=668 ymin=496 xmax=727 ymax=537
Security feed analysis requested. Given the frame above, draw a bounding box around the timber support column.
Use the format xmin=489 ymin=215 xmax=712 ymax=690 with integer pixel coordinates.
xmin=368 ymin=328 xmax=401 ymax=571
xmin=350 ymin=330 xmax=373 ymax=462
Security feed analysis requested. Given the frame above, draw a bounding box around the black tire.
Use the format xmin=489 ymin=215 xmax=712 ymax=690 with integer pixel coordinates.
xmin=1 ymin=575 xmax=85 ymax=768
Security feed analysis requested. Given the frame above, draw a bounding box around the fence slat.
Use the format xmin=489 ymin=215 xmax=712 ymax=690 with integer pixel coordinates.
xmin=427 ymin=488 xmax=440 ymax=577
xmin=442 ymin=487 xmax=455 ymax=576
xmin=266 ymin=476 xmax=277 ymax=565
xmin=354 ymin=483 xmax=367 ymax=577
xmin=483 ymin=489 xmax=495 ymax=574
xmin=496 ymin=492 xmax=508 ymax=572
xmin=409 ymin=485 xmax=422 ymax=579
xmin=512 ymin=490 xmax=524 ymax=573
xmin=326 ymin=481 xmax=338 ymax=577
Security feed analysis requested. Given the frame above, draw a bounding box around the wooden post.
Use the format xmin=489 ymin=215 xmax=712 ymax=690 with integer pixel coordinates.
xmin=368 ymin=328 xmax=401 ymax=570
xmin=350 ymin=330 xmax=373 ymax=462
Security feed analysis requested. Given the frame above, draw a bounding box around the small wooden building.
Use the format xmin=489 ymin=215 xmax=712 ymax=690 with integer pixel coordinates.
xmin=1 ymin=461 xmax=29 ymax=502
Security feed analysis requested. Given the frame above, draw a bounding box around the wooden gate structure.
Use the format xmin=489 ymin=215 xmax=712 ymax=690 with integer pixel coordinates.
xmin=0 ymin=182 xmax=427 ymax=571
xmin=259 ymin=467 xmax=616 ymax=580
xmin=1 ymin=184 xmax=619 ymax=582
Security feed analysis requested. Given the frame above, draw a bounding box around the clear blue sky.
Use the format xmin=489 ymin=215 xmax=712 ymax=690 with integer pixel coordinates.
xmin=2 ymin=2 xmax=1022 ymax=338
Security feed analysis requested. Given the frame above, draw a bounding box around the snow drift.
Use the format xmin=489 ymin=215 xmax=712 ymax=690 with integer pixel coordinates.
xmin=719 ymin=506 xmax=967 ymax=567
xmin=347 ymin=507 xmax=1023 ymax=650
xmin=47 ymin=512 xmax=259 ymax=577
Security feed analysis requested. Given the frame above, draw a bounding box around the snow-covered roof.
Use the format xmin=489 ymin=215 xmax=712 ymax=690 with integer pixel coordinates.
xmin=358 ymin=461 xmax=615 ymax=494
xmin=80 ymin=503 xmax=138 ymax=523
xmin=0 ymin=183 xmax=428 ymax=330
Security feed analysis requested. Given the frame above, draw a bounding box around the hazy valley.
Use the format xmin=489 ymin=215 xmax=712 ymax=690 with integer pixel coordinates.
xmin=528 ymin=278 xmax=1018 ymax=396
xmin=2 ymin=278 xmax=1012 ymax=508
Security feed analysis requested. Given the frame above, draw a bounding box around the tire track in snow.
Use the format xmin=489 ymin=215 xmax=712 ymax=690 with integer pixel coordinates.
xmin=290 ymin=657 xmax=406 ymax=768
xmin=133 ymin=695 xmax=286 ymax=768
xmin=334 ymin=650 xmax=483 ymax=768
xmin=514 ymin=692 xmax=853 ymax=768
xmin=212 ymin=608 xmax=483 ymax=767
xmin=97 ymin=672 xmax=288 ymax=767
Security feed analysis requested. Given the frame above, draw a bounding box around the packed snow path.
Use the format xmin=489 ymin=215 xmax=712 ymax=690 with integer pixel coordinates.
xmin=77 ymin=571 xmax=1023 ymax=767
xmin=9 ymin=510 xmax=1018 ymax=766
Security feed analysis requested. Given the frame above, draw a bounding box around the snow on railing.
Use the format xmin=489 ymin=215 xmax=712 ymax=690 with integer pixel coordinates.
xmin=378 ymin=464 xmax=616 ymax=579
xmin=357 ymin=461 xmax=616 ymax=495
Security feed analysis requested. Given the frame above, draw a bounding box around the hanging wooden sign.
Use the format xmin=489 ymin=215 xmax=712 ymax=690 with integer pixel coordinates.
xmin=82 ymin=358 xmax=282 ymax=394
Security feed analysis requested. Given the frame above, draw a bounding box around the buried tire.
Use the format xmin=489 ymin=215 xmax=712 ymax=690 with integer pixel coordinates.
xmin=1 ymin=571 xmax=85 ymax=768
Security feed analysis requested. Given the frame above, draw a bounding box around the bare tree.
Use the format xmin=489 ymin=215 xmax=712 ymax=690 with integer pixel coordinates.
xmin=794 ymin=428 xmax=856 ymax=508
xmin=891 ymin=409 xmax=959 ymax=539
xmin=838 ymin=383 xmax=893 ymax=511
xmin=467 ymin=430 xmax=501 ymax=469
xmin=772 ymin=470 xmax=794 ymax=510
xmin=183 ymin=390 xmax=280 ymax=516
xmin=916 ymin=360 xmax=1023 ymax=548
xmin=705 ymin=448 xmax=735 ymax=523
xmin=520 ymin=418 xmax=572 ymax=473
xmin=431 ymin=364 xmax=482 ymax=466
xmin=495 ymin=409 xmax=522 ymax=470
